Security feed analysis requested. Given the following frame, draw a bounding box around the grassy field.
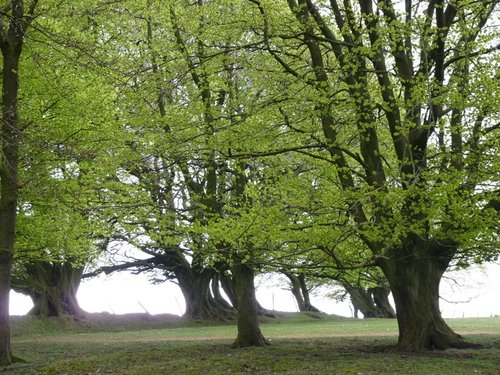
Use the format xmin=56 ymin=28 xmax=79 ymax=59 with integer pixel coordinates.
xmin=3 ymin=313 xmax=499 ymax=374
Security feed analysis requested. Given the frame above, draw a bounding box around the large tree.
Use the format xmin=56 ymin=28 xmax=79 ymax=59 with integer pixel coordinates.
xmin=0 ymin=0 xmax=39 ymax=365
xmin=282 ymin=271 xmax=321 ymax=313
xmin=84 ymin=0 xmax=240 ymax=321
xmin=72 ymin=2 xmax=271 ymax=343
xmin=246 ymin=0 xmax=499 ymax=350
xmin=10 ymin=2 xmax=121 ymax=318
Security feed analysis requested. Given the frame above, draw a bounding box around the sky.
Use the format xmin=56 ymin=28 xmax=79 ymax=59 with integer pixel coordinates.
xmin=9 ymin=262 xmax=500 ymax=318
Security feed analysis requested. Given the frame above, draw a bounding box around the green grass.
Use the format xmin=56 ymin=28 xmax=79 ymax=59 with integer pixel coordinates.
xmin=4 ymin=314 xmax=500 ymax=374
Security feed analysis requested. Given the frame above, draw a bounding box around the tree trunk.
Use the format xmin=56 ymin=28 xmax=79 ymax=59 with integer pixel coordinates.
xmin=369 ymin=287 xmax=396 ymax=319
xmin=379 ymin=241 xmax=469 ymax=351
xmin=178 ymin=267 xmax=233 ymax=320
xmin=0 ymin=20 xmax=23 ymax=365
xmin=284 ymin=272 xmax=321 ymax=312
xmin=211 ymin=273 xmax=235 ymax=311
xmin=285 ymin=272 xmax=306 ymax=311
xmin=231 ymin=263 xmax=268 ymax=348
xmin=0 ymin=245 xmax=13 ymax=366
xmin=20 ymin=263 xmax=86 ymax=318
xmin=219 ymin=270 xmax=238 ymax=308
xmin=297 ymin=274 xmax=320 ymax=312
xmin=342 ymin=283 xmax=395 ymax=319
xmin=219 ymin=268 xmax=274 ymax=317
xmin=343 ymin=284 xmax=382 ymax=318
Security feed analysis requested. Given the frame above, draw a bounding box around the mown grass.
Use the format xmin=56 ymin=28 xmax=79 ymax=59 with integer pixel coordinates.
xmin=3 ymin=314 xmax=500 ymax=375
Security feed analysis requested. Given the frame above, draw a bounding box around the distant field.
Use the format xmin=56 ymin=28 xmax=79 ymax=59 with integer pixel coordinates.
xmin=5 ymin=313 xmax=500 ymax=374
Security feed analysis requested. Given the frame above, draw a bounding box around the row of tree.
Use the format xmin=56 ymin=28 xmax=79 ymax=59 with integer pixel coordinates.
xmin=1 ymin=0 xmax=499 ymax=365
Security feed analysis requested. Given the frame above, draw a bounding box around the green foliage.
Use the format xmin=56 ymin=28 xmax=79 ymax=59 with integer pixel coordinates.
xmin=8 ymin=0 xmax=499 ymax=326
xmin=13 ymin=1 xmax=125 ymax=273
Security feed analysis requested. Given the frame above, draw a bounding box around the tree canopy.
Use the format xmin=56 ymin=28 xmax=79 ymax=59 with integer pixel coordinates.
xmin=1 ymin=0 xmax=498 ymax=363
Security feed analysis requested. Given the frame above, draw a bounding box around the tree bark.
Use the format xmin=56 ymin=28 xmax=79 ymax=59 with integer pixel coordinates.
xmin=283 ymin=272 xmax=321 ymax=313
xmin=0 ymin=3 xmax=24 ymax=362
xmin=177 ymin=267 xmax=234 ymax=320
xmin=231 ymin=263 xmax=268 ymax=348
xmin=343 ymin=283 xmax=395 ymax=319
xmin=211 ymin=273 xmax=235 ymax=311
xmin=369 ymin=287 xmax=396 ymax=319
xmin=0 ymin=237 xmax=14 ymax=366
xmin=379 ymin=240 xmax=469 ymax=351
xmin=14 ymin=262 xmax=86 ymax=318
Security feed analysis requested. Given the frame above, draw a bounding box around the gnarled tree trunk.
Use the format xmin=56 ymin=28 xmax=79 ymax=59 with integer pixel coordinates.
xmin=343 ymin=283 xmax=395 ymax=319
xmin=379 ymin=240 xmax=468 ymax=351
xmin=211 ymin=273 xmax=235 ymax=312
xmin=16 ymin=262 xmax=86 ymax=318
xmin=231 ymin=263 xmax=268 ymax=348
xmin=177 ymin=266 xmax=234 ymax=320
xmin=283 ymin=272 xmax=321 ymax=313
xmin=369 ymin=287 xmax=396 ymax=319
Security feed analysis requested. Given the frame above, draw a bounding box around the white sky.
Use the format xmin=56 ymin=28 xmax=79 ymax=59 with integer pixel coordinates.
xmin=9 ymin=263 xmax=500 ymax=318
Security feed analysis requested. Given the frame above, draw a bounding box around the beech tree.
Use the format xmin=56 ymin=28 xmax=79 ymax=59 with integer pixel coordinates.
xmin=83 ymin=0 xmax=241 ymax=321
xmin=0 ymin=0 xmax=122 ymax=330
xmin=3 ymin=0 xmax=497 ymax=362
xmin=0 ymin=0 xmax=39 ymax=365
xmin=78 ymin=1 xmax=272 ymax=346
xmin=282 ymin=271 xmax=321 ymax=313
xmin=247 ymin=0 xmax=499 ymax=350
xmin=158 ymin=0 xmax=270 ymax=345
xmin=12 ymin=4 xmax=120 ymax=317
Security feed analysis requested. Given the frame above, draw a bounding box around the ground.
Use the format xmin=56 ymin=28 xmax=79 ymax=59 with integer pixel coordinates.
xmin=4 ymin=313 xmax=500 ymax=374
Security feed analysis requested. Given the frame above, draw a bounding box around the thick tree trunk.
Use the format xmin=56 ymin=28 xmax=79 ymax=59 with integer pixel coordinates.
xmin=231 ymin=263 xmax=269 ymax=348
xmin=19 ymin=263 xmax=86 ymax=318
xmin=379 ymin=241 xmax=469 ymax=351
xmin=0 ymin=249 xmax=13 ymax=366
xmin=178 ymin=268 xmax=233 ymax=320
xmin=0 ymin=26 xmax=23 ymax=366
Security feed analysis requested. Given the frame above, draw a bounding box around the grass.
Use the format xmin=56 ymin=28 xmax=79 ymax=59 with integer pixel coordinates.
xmin=3 ymin=313 xmax=500 ymax=374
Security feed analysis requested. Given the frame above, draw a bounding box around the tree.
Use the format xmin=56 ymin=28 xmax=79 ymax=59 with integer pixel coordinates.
xmin=0 ymin=0 xmax=39 ymax=365
xmin=282 ymin=271 xmax=321 ymax=313
xmin=247 ymin=0 xmax=499 ymax=351
xmin=81 ymin=0 xmax=241 ymax=321
xmin=12 ymin=262 xmax=85 ymax=317
xmin=342 ymin=283 xmax=395 ymax=319
xmin=88 ymin=0 xmax=276 ymax=346
xmin=166 ymin=0 xmax=270 ymax=344
xmin=10 ymin=4 xmax=121 ymax=318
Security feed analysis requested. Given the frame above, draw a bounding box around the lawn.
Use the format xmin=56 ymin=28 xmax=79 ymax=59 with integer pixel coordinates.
xmin=3 ymin=313 xmax=500 ymax=374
